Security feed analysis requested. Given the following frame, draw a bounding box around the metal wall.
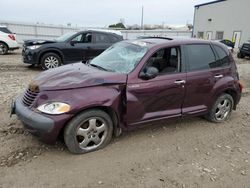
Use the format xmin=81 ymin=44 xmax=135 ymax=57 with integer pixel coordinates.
xmin=193 ymin=0 xmax=250 ymax=47
xmin=0 ymin=20 xmax=192 ymax=43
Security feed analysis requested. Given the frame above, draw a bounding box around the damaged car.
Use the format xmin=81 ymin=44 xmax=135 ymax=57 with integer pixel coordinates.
xmin=22 ymin=29 xmax=123 ymax=69
xmin=12 ymin=37 xmax=242 ymax=154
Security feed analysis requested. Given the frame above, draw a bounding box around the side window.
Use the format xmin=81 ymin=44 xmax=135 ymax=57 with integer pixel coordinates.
xmin=145 ymin=47 xmax=181 ymax=75
xmin=109 ymin=35 xmax=119 ymax=43
xmin=95 ymin=33 xmax=110 ymax=43
xmin=71 ymin=33 xmax=92 ymax=43
xmin=213 ymin=45 xmax=230 ymax=68
xmin=186 ymin=44 xmax=216 ymax=71
xmin=0 ymin=27 xmax=12 ymax=34
xmin=71 ymin=34 xmax=83 ymax=42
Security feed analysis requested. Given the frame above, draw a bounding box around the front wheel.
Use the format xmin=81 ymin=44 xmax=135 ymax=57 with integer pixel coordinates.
xmin=206 ymin=93 xmax=234 ymax=123
xmin=237 ymin=52 xmax=245 ymax=59
xmin=41 ymin=52 xmax=62 ymax=70
xmin=64 ymin=110 xmax=113 ymax=154
xmin=0 ymin=42 xmax=8 ymax=55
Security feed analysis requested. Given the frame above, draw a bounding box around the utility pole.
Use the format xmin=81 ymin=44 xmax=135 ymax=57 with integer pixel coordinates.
xmin=141 ymin=5 xmax=144 ymax=30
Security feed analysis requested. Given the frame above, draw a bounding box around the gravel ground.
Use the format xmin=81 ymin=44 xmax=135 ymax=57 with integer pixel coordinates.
xmin=0 ymin=50 xmax=250 ymax=188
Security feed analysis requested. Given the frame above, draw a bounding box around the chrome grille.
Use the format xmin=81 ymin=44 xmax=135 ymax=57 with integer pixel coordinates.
xmin=22 ymin=89 xmax=39 ymax=107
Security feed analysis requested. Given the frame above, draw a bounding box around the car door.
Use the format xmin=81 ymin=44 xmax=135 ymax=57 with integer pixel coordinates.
xmin=182 ymin=43 xmax=222 ymax=116
xmin=63 ymin=32 xmax=92 ymax=63
xmin=126 ymin=46 xmax=186 ymax=126
xmin=91 ymin=33 xmax=112 ymax=58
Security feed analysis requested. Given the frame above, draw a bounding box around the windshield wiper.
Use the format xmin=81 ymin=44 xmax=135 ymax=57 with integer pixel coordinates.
xmin=90 ymin=64 xmax=115 ymax=72
xmin=89 ymin=64 xmax=108 ymax=71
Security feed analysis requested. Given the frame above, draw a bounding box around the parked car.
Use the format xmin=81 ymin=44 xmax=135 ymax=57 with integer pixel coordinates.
xmin=22 ymin=30 xmax=123 ymax=69
xmin=219 ymin=39 xmax=235 ymax=49
xmin=12 ymin=37 xmax=242 ymax=154
xmin=0 ymin=26 xmax=19 ymax=55
xmin=215 ymin=39 xmax=234 ymax=52
xmin=237 ymin=41 xmax=250 ymax=58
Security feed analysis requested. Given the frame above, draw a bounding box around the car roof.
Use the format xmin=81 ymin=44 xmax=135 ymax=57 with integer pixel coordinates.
xmin=86 ymin=29 xmax=123 ymax=36
xmin=126 ymin=37 xmax=212 ymax=48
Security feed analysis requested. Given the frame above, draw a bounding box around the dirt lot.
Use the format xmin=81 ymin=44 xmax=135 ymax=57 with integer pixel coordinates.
xmin=0 ymin=51 xmax=250 ymax=188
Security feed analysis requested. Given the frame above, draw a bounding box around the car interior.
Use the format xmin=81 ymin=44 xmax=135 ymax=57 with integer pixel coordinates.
xmin=146 ymin=47 xmax=180 ymax=74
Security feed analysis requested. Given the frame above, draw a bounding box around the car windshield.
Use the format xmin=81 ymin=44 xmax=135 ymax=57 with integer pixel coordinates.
xmin=90 ymin=42 xmax=148 ymax=74
xmin=56 ymin=32 xmax=77 ymax=42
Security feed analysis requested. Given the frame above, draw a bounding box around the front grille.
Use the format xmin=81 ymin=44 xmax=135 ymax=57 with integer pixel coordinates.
xmin=22 ymin=89 xmax=39 ymax=107
xmin=243 ymin=44 xmax=250 ymax=50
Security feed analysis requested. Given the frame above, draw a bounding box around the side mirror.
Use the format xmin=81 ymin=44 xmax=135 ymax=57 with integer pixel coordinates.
xmin=139 ymin=66 xmax=159 ymax=80
xmin=70 ymin=40 xmax=77 ymax=46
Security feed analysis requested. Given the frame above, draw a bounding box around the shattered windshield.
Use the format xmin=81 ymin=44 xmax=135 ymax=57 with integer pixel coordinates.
xmin=90 ymin=41 xmax=148 ymax=74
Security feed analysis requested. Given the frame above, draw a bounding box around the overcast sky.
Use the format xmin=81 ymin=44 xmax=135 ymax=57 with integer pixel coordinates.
xmin=0 ymin=0 xmax=211 ymax=27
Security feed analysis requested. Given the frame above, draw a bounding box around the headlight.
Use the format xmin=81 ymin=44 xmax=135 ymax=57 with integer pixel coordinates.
xmin=27 ymin=45 xmax=42 ymax=50
xmin=37 ymin=102 xmax=70 ymax=115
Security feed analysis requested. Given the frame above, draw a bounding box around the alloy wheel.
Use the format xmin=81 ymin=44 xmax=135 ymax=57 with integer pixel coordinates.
xmin=44 ymin=56 xmax=59 ymax=69
xmin=76 ymin=118 xmax=108 ymax=150
xmin=215 ymin=98 xmax=232 ymax=121
xmin=0 ymin=44 xmax=7 ymax=55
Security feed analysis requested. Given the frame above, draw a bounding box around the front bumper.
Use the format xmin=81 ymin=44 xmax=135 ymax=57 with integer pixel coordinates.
xmin=12 ymin=96 xmax=69 ymax=143
xmin=22 ymin=48 xmax=39 ymax=64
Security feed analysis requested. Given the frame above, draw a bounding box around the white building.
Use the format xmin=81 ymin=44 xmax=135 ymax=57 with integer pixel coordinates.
xmin=193 ymin=0 xmax=250 ymax=48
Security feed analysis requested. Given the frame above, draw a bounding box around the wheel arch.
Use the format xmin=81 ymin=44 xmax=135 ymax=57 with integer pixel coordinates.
xmin=223 ymin=89 xmax=237 ymax=110
xmin=0 ymin=41 xmax=9 ymax=49
xmin=212 ymin=88 xmax=238 ymax=111
xmin=38 ymin=49 xmax=64 ymax=65
xmin=58 ymin=106 xmax=121 ymax=142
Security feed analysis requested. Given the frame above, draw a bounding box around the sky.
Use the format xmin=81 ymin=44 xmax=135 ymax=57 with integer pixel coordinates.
xmin=0 ymin=0 xmax=211 ymax=27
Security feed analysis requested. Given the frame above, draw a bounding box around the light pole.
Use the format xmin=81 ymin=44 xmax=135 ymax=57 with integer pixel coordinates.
xmin=141 ymin=5 xmax=144 ymax=30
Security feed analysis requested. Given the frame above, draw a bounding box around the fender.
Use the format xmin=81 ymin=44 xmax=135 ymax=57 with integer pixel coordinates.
xmin=209 ymin=75 xmax=239 ymax=109
xmin=38 ymin=47 xmax=65 ymax=63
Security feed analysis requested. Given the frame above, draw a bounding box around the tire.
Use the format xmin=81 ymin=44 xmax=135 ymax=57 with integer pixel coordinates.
xmin=205 ymin=93 xmax=234 ymax=123
xmin=40 ymin=52 xmax=62 ymax=70
xmin=64 ymin=109 xmax=113 ymax=154
xmin=0 ymin=42 xmax=8 ymax=55
xmin=237 ymin=52 xmax=245 ymax=59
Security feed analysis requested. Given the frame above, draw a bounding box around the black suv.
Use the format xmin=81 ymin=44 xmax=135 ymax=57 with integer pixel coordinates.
xmin=237 ymin=41 xmax=250 ymax=59
xmin=22 ymin=30 xmax=123 ymax=69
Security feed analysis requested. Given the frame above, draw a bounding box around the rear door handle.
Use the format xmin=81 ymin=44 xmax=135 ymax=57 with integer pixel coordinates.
xmin=174 ymin=80 xmax=186 ymax=84
xmin=214 ymin=75 xmax=223 ymax=78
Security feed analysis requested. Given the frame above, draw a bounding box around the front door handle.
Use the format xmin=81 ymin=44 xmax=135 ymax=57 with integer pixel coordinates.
xmin=174 ymin=80 xmax=186 ymax=84
xmin=214 ymin=75 xmax=223 ymax=78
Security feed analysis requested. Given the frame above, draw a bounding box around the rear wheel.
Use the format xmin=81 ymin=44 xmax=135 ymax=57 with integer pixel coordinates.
xmin=206 ymin=93 xmax=234 ymax=123
xmin=41 ymin=52 xmax=61 ymax=70
xmin=0 ymin=42 xmax=8 ymax=55
xmin=64 ymin=110 xmax=113 ymax=154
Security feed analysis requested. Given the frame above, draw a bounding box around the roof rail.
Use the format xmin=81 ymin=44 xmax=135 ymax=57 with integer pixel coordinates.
xmin=137 ymin=36 xmax=173 ymax=40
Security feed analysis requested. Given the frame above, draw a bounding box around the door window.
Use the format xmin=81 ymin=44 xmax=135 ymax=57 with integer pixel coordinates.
xmin=186 ymin=44 xmax=216 ymax=71
xmin=144 ymin=47 xmax=181 ymax=75
xmin=71 ymin=33 xmax=92 ymax=43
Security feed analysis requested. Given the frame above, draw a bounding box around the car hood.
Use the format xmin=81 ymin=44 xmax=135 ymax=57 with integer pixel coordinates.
xmin=32 ymin=63 xmax=127 ymax=91
xmin=24 ymin=39 xmax=56 ymax=46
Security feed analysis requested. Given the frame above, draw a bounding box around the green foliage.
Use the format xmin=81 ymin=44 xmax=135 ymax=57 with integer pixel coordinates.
xmin=109 ymin=22 xmax=126 ymax=29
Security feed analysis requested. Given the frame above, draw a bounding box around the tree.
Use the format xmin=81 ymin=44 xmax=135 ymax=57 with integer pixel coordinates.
xmin=108 ymin=22 xmax=126 ymax=29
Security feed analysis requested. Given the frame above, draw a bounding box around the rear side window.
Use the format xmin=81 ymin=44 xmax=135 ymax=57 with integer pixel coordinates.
xmin=94 ymin=33 xmax=110 ymax=43
xmin=0 ymin=27 xmax=12 ymax=34
xmin=186 ymin=44 xmax=216 ymax=71
xmin=213 ymin=45 xmax=230 ymax=68
xmin=109 ymin=35 xmax=120 ymax=43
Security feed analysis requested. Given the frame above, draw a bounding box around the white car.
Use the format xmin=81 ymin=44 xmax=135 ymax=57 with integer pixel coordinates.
xmin=0 ymin=26 xmax=19 ymax=55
